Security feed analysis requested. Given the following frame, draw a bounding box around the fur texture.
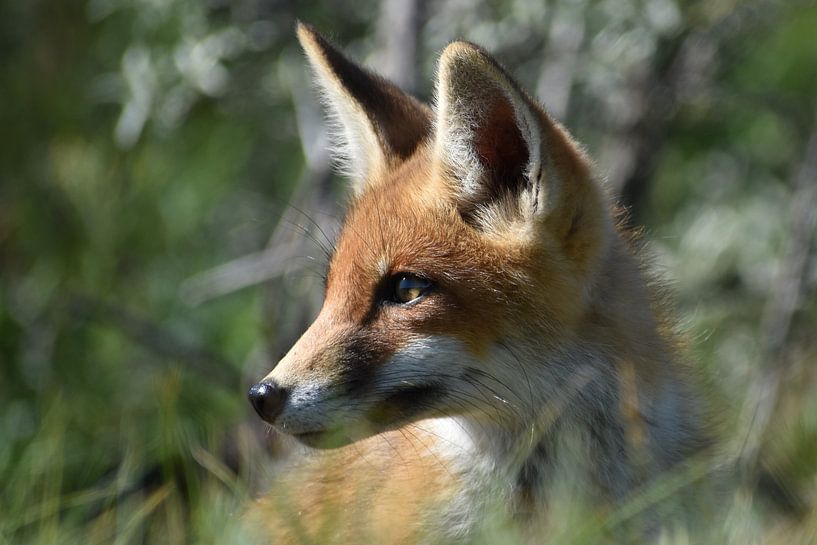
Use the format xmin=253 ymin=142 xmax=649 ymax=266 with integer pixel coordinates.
xmin=247 ymin=23 xmax=709 ymax=544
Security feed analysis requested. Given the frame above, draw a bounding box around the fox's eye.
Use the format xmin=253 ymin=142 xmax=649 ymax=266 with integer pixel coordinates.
xmin=393 ymin=275 xmax=432 ymax=304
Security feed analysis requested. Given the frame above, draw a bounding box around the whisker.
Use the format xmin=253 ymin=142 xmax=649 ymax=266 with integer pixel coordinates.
xmin=286 ymin=202 xmax=338 ymax=256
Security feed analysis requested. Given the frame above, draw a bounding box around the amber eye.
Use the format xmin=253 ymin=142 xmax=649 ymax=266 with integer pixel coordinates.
xmin=393 ymin=275 xmax=432 ymax=304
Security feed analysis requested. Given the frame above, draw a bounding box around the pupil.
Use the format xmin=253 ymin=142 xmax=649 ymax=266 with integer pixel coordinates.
xmin=396 ymin=275 xmax=428 ymax=303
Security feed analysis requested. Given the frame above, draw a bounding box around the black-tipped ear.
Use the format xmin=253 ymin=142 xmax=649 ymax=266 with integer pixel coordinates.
xmin=297 ymin=23 xmax=432 ymax=193
xmin=433 ymin=41 xmax=591 ymax=231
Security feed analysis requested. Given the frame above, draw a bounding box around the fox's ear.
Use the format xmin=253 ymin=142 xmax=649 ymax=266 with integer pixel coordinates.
xmin=297 ymin=23 xmax=432 ymax=194
xmin=433 ymin=42 xmax=591 ymax=234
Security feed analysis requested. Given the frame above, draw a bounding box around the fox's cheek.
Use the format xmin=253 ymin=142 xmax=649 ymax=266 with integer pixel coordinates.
xmin=384 ymin=297 xmax=507 ymax=358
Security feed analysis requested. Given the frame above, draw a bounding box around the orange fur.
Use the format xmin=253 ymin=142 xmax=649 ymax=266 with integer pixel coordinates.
xmin=246 ymin=24 xmax=709 ymax=544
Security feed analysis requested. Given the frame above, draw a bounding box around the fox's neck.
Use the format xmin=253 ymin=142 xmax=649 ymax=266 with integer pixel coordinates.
xmin=429 ymin=231 xmax=698 ymax=508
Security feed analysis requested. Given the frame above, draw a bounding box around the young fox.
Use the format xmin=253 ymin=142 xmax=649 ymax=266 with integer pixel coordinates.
xmin=247 ymin=23 xmax=708 ymax=544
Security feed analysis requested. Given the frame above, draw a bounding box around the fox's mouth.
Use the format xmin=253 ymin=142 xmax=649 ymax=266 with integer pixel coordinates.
xmin=286 ymin=383 xmax=446 ymax=450
xmin=285 ymin=419 xmax=374 ymax=449
xmin=292 ymin=429 xmax=351 ymax=449
xmin=370 ymin=383 xmax=446 ymax=425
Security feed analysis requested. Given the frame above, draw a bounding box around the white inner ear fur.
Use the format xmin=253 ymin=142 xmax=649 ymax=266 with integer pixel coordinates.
xmin=434 ymin=50 xmax=560 ymax=219
xmin=303 ymin=53 xmax=385 ymax=194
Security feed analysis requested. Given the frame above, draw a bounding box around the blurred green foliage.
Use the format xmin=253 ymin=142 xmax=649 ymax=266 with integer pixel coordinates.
xmin=1 ymin=0 xmax=816 ymax=543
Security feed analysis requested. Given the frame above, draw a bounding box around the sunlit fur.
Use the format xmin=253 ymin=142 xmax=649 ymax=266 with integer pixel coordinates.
xmin=248 ymin=24 xmax=708 ymax=544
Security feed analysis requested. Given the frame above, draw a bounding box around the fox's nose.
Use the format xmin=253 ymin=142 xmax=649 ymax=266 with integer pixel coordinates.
xmin=248 ymin=381 xmax=288 ymax=423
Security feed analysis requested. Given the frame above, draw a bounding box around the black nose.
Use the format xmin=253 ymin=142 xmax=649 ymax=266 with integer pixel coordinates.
xmin=248 ymin=381 xmax=288 ymax=423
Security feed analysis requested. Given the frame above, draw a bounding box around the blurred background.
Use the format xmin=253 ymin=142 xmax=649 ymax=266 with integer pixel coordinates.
xmin=1 ymin=0 xmax=816 ymax=543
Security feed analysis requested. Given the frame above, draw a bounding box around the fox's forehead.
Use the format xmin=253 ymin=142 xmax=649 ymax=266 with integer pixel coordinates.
xmin=323 ymin=156 xmax=538 ymax=347
xmin=327 ymin=158 xmax=459 ymax=293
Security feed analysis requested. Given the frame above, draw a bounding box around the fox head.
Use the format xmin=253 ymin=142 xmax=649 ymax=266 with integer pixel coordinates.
xmin=249 ymin=24 xmax=611 ymax=449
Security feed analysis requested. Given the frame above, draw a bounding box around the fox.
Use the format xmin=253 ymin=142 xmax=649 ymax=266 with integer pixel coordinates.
xmin=246 ymin=23 xmax=710 ymax=544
